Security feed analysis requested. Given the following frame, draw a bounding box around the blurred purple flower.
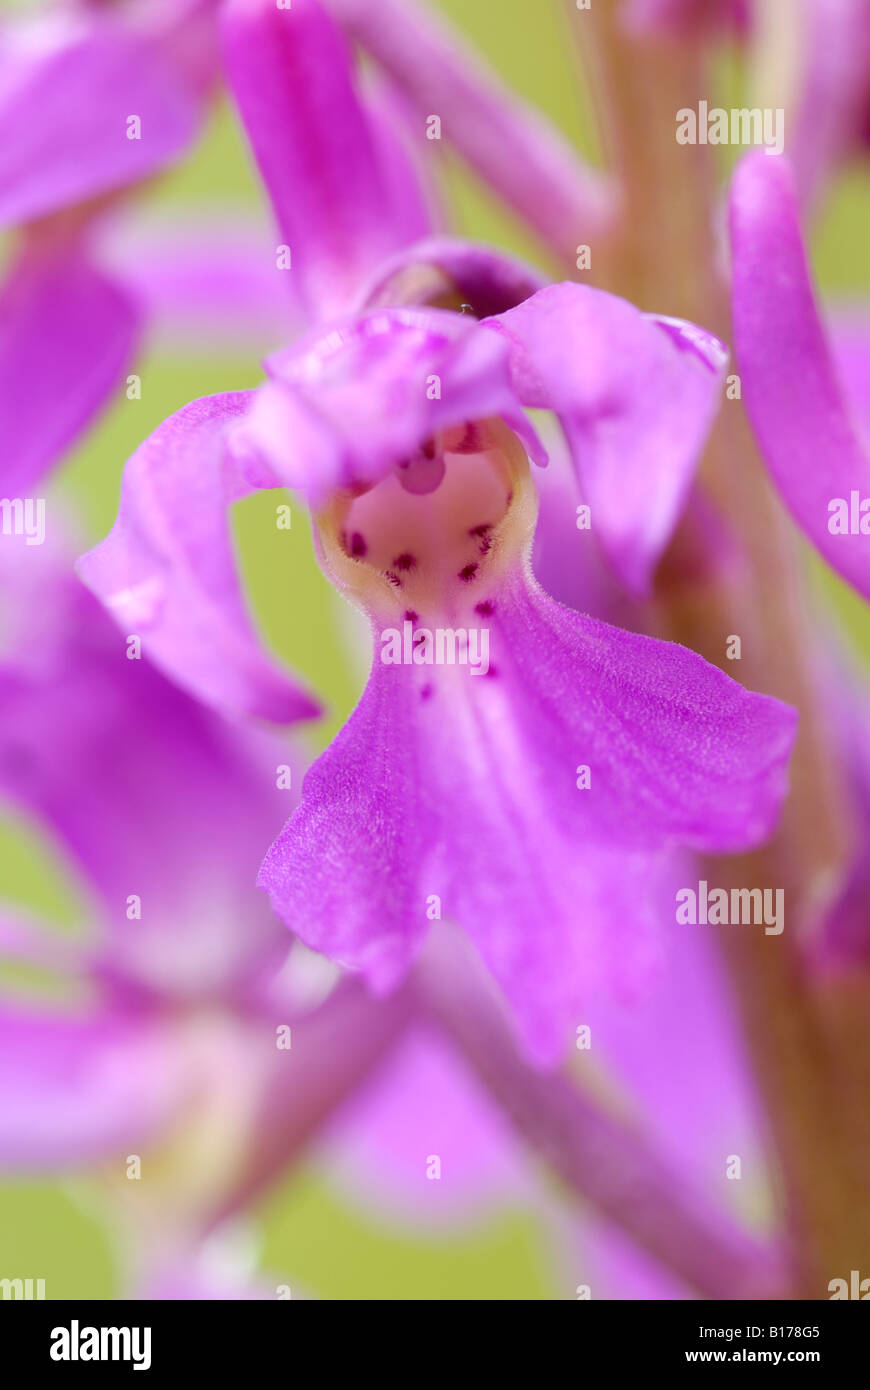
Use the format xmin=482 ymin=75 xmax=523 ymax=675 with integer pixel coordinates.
xmin=0 ymin=0 xmax=220 ymax=489
xmin=777 ymin=0 xmax=870 ymax=211
xmin=0 ymin=535 xmax=409 ymax=1287
xmin=324 ymin=0 xmax=615 ymax=267
xmin=730 ymin=151 xmax=870 ymax=603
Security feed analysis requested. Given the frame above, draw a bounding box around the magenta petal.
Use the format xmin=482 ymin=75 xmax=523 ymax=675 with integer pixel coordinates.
xmin=220 ymin=0 xmax=407 ymax=322
xmin=487 ymin=283 xmax=728 ymax=594
xmin=98 ymin=209 xmax=301 ymax=354
xmin=831 ymin=312 xmax=870 ymax=442
xmin=244 ymin=306 xmax=539 ymax=502
xmin=730 ymin=152 xmax=870 ymax=603
xmin=0 ymin=1007 xmax=184 ymax=1167
xmin=363 ymin=72 xmax=441 ymax=251
xmin=259 ymin=570 xmax=795 ymax=1061
xmin=0 ymin=10 xmax=202 ymax=226
xmin=259 ymin=660 xmax=429 ymax=993
xmin=329 ymin=0 xmax=614 ymax=265
xmin=77 ymin=393 xmax=320 ymax=724
xmin=0 ymin=243 xmax=138 ymax=491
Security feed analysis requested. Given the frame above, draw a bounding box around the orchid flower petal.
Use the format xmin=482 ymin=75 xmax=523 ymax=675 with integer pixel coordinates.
xmin=327 ymin=0 xmax=615 ymax=265
xmin=0 ymin=1006 xmax=186 ymax=1167
xmin=97 ymin=208 xmax=300 ymax=355
xmin=0 ymin=540 xmax=296 ymax=995
xmin=0 ymin=242 xmax=138 ymax=491
xmin=220 ymin=0 xmax=413 ymax=322
xmin=77 ymin=392 xmax=320 ymax=724
xmin=0 ymin=9 xmax=202 ymax=227
xmin=487 ymin=282 xmax=728 ymax=595
xmin=730 ymin=151 xmax=870 ymax=603
xmin=787 ymin=0 xmax=870 ymax=209
xmin=260 ymin=566 xmax=795 ymax=1063
xmin=242 ymin=306 xmax=543 ymax=504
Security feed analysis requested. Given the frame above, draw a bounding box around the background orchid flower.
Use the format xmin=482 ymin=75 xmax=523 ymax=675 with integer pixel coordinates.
xmin=729 ymin=150 xmax=870 ymax=605
xmin=750 ymin=0 xmax=870 ymax=213
xmin=0 ymin=0 xmax=220 ymax=489
xmin=0 ymin=532 xmax=412 ymax=1294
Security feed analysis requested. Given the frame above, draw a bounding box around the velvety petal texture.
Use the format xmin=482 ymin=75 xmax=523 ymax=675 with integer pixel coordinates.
xmin=730 ymin=152 xmax=870 ymax=603
xmin=487 ymin=283 xmax=728 ymax=594
xmin=241 ymin=306 xmax=541 ymax=503
xmin=0 ymin=240 xmax=138 ymax=491
xmin=0 ymin=7 xmax=204 ymax=227
xmin=260 ymin=561 xmax=795 ymax=1062
xmin=77 ymin=392 xmax=320 ymax=724
xmin=220 ymin=0 xmax=418 ymax=322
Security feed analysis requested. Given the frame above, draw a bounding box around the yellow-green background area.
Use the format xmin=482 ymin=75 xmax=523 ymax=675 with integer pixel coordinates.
xmin=0 ymin=0 xmax=868 ymax=1299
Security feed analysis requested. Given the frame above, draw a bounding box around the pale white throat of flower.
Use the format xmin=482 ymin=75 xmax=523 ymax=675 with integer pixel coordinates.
xmin=313 ymin=418 xmax=538 ymax=629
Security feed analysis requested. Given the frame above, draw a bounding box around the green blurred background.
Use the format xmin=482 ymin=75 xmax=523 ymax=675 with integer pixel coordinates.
xmin=1 ymin=0 xmax=868 ymax=1298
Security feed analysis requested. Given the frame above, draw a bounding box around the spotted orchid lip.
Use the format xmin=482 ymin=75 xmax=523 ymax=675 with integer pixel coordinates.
xmin=313 ymin=418 xmax=538 ymax=625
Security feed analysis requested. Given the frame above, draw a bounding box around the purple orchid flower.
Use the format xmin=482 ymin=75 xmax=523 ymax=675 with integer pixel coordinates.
xmin=0 ymin=0 xmax=219 ymax=490
xmin=75 ymin=0 xmax=797 ymax=1065
xmin=729 ymin=150 xmax=870 ymax=604
xmin=0 ymin=533 xmax=410 ymax=1292
xmin=79 ymin=302 xmax=797 ymax=1066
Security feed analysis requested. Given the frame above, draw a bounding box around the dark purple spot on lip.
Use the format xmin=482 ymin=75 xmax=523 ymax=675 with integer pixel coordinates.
xmin=484 ymin=665 xmax=498 ymax=679
xmin=453 ymin=423 xmax=484 ymax=454
xmin=393 ymin=552 xmax=416 ymax=572
xmin=420 ymin=684 xmax=434 ymax=701
xmin=403 ymin=609 xmax=419 ymax=623
xmin=458 ymin=563 xmax=478 ymax=582
xmin=475 ymin=600 xmax=494 ymax=616
xmin=385 ymin=570 xmax=402 ymax=588
xmin=349 ymin=531 xmax=367 ymax=558
xmin=469 ymin=524 xmax=493 ymax=555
